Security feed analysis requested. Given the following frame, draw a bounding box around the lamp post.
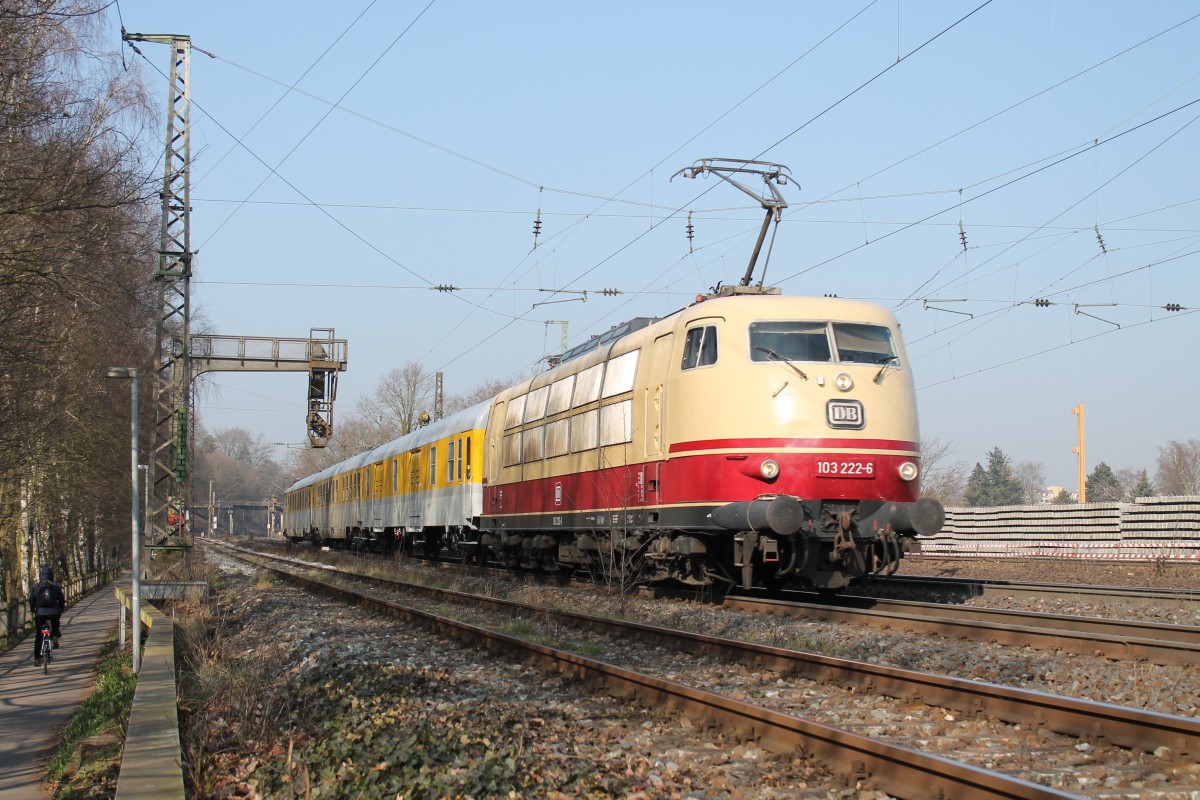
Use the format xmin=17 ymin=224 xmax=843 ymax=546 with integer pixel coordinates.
xmin=106 ymin=367 xmax=141 ymax=673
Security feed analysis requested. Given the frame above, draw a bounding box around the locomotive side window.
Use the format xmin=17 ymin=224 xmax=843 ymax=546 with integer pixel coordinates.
xmin=524 ymin=386 xmax=549 ymax=422
xmin=571 ymin=408 xmax=599 ymax=452
xmin=572 ymin=363 xmax=604 ymax=406
xmin=602 ymin=350 xmax=639 ymax=397
xmin=750 ymin=321 xmax=832 ymax=362
xmin=522 ymin=425 xmax=544 ymax=461
xmin=546 ymin=376 xmax=574 ymax=415
xmin=504 ymin=395 xmax=526 ymax=429
xmin=545 ymin=419 xmax=569 ymax=457
xmin=600 ymin=400 xmax=633 ymax=446
xmin=832 ymin=322 xmax=897 ymax=364
xmin=503 ymin=433 xmax=522 ymax=466
xmin=681 ymin=325 xmax=717 ymax=369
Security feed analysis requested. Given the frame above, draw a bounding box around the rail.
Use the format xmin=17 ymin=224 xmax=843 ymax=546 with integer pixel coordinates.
xmin=112 ymin=584 xmax=185 ymax=800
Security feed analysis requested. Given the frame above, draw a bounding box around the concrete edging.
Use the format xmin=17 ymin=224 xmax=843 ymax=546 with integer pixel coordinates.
xmin=112 ymin=584 xmax=185 ymax=800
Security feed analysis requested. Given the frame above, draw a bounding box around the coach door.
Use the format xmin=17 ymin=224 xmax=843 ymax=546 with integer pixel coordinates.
xmin=407 ymin=448 xmax=421 ymax=530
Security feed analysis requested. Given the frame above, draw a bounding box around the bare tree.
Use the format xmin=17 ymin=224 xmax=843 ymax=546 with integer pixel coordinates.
xmin=445 ymin=377 xmax=509 ymax=414
xmin=1012 ymin=461 xmax=1047 ymax=504
xmin=0 ymin=0 xmax=157 ymax=604
xmin=1114 ymin=467 xmax=1142 ymax=500
xmin=918 ymin=436 xmax=968 ymax=505
xmin=370 ymin=362 xmax=433 ymax=436
xmin=202 ymin=427 xmax=275 ymax=470
xmin=1155 ymin=439 xmax=1200 ymax=496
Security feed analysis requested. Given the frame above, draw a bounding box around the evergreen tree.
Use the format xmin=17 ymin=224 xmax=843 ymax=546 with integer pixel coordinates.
xmin=964 ymin=463 xmax=989 ymax=506
xmin=1129 ymin=469 xmax=1155 ymax=500
xmin=1086 ymin=462 xmax=1123 ymax=501
xmin=983 ymin=447 xmax=1025 ymax=505
xmin=963 ymin=450 xmax=1026 ymax=506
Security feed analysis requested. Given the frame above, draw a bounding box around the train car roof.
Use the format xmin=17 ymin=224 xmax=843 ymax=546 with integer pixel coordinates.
xmin=288 ymin=399 xmax=492 ymax=492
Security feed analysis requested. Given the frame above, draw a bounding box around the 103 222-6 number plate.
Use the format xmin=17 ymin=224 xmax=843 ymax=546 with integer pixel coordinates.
xmin=815 ymin=458 xmax=875 ymax=478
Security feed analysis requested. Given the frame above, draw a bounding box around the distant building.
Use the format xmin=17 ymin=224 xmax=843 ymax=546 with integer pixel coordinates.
xmin=1040 ymin=486 xmax=1077 ymax=504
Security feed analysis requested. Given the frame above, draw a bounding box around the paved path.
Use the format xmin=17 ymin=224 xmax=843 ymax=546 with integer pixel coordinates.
xmin=0 ymin=585 xmax=122 ymax=800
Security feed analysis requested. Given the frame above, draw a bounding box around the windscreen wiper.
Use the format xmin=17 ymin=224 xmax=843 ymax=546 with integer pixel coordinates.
xmin=754 ymin=346 xmax=808 ymax=380
xmin=873 ymin=355 xmax=900 ymax=384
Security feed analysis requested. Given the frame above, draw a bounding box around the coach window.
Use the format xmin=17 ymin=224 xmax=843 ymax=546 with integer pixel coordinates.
xmin=504 ymin=395 xmax=526 ymax=428
xmin=681 ymin=325 xmax=718 ymax=369
xmin=750 ymin=321 xmax=832 ymax=363
xmin=465 ymin=436 xmax=472 ymax=479
xmin=546 ymin=375 xmax=574 ymax=415
xmin=393 ymin=458 xmax=399 ymax=493
xmin=524 ymin=386 xmax=549 ymax=422
xmin=571 ymin=408 xmax=599 ymax=452
xmin=429 ymin=445 xmax=437 ymax=486
xmin=572 ymin=363 xmax=603 ymax=407
xmin=457 ymin=437 xmax=464 ymax=480
xmin=447 ymin=440 xmax=456 ymax=484
xmin=602 ymin=350 xmax=639 ymax=397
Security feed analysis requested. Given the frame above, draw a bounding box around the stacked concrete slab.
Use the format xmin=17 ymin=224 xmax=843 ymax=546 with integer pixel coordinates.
xmin=918 ymin=495 xmax=1200 ymax=561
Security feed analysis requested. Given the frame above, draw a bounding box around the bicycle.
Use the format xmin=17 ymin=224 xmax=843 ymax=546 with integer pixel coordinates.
xmin=37 ymin=620 xmax=53 ymax=673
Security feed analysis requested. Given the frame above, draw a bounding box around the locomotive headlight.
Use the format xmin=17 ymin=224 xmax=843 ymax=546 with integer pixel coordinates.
xmin=834 ymin=372 xmax=854 ymax=391
xmin=898 ymin=461 xmax=919 ymax=481
xmin=760 ymin=459 xmax=780 ymax=480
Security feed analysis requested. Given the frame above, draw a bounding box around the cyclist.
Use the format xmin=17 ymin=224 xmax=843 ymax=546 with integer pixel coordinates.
xmin=30 ymin=566 xmax=65 ymax=666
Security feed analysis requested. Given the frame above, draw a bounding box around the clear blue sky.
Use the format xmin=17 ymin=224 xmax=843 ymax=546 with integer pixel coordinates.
xmin=108 ymin=1 xmax=1200 ymax=488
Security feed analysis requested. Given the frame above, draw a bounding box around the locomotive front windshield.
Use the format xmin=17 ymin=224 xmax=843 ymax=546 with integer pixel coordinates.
xmin=750 ymin=321 xmax=897 ymax=365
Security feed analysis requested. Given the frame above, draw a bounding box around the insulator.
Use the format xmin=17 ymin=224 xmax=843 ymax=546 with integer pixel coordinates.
xmin=1164 ymin=303 xmax=1183 ymax=312
xmin=533 ymin=215 xmax=542 ymax=237
xmin=1094 ymin=225 xmax=1107 ymax=254
xmin=958 ymin=221 xmax=967 ymax=251
xmin=1033 ymin=298 xmax=1050 ymax=307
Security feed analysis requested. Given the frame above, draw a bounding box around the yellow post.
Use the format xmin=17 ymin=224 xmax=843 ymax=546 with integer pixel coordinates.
xmin=1072 ymin=404 xmax=1086 ymax=503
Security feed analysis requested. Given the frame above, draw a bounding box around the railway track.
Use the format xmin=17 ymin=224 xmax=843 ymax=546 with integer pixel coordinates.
xmin=866 ymin=574 xmax=1200 ymax=610
xmin=243 ymin=539 xmax=1200 ymax=664
xmin=208 ymin=541 xmax=1200 ymax=798
xmin=718 ymin=593 xmax=1200 ymax=667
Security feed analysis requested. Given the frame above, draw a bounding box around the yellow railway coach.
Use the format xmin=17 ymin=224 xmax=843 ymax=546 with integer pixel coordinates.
xmin=285 ymin=402 xmax=489 ymax=554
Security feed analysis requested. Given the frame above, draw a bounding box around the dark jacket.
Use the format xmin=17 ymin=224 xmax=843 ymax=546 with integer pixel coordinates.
xmin=30 ymin=580 xmax=65 ymax=616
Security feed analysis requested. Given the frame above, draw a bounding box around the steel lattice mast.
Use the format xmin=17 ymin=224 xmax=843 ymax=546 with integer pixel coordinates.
xmin=123 ymin=32 xmax=193 ymax=544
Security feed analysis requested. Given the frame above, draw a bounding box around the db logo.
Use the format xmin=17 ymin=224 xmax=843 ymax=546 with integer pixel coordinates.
xmin=826 ymin=400 xmax=865 ymax=429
